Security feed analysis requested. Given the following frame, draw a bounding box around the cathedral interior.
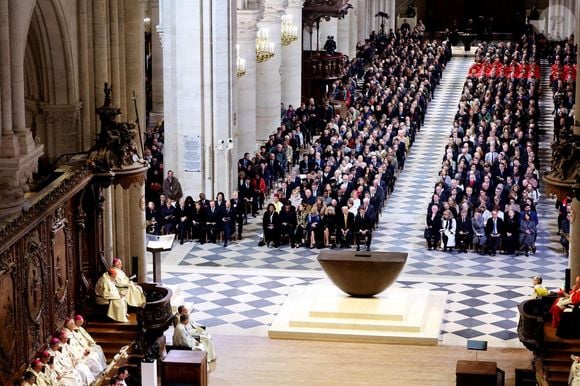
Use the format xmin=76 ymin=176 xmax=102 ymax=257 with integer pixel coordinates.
xmin=1 ymin=0 xmax=579 ymax=385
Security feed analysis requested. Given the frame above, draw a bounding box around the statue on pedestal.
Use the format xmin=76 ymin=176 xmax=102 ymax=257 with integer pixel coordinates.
xmin=88 ymin=83 xmax=140 ymax=172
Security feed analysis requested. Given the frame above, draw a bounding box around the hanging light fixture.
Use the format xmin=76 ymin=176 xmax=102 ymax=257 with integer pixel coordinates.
xmin=256 ymin=28 xmax=275 ymax=63
xmin=236 ymin=44 xmax=246 ymax=78
xmin=281 ymin=14 xmax=298 ymax=46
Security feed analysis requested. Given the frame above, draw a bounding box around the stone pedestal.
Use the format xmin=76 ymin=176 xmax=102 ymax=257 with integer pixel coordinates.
xmin=281 ymin=1 xmax=303 ymax=109
xmin=269 ymin=285 xmax=447 ymax=345
xmin=237 ymin=10 xmax=261 ymax=158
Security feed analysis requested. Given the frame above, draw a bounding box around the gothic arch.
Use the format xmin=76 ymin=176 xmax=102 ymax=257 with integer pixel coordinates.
xmin=24 ymin=0 xmax=80 ymax=161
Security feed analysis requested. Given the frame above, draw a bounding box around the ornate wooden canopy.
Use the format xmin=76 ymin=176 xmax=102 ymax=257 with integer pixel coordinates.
xmin=302 ymin=0 xmax=352 ymax=28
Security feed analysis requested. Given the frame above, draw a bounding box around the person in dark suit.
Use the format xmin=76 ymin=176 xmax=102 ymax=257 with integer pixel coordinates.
xmin=278 ymin=203 xmax=297 ymax=246
xmin=336 ymin=205 xmax=355 ymax=248
xmin=502 ymin=208 xmax=520 ymax=255
xmin=299 ymin=154 xmax=313 ymax=174
xmin=262 ymin=203 xmax=280 ymax=247
xmin=220 ymin=200 xmax=235 ymax=247
xmin=178 ymin=196 xmax=195 ymax=244
xmin=455 ymin=209 xmax=473 ymax=252
xmin=354 ymin=206 xmax=373 ymax=251
xmin=205 ymin=200 xmax=222 ymax=243
xmin=191 ymin=201 xmax=206 ymax=243
xmin=239 ymin=176 xmax=254 ymax=221
xmin=485 ymin=209 xmax=504 ymax=256
xmin=238 ymin=152 xmax=253 ymax=174
xmin=425 ymin=204 xmax=442 ymax=250
xmin=230 ymin=191 xmax=245 ymax=240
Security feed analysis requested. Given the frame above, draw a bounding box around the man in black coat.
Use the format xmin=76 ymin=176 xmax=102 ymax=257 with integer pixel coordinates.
xmin=455 ymin=209 xmax=473 ymax=252
xmin=354 ymin=206 xmax=373 ymax=251
xmin=485 ymin=209 xmax=504 ymax=256
xmin=336 ymin=206 xmax=355 ymax=248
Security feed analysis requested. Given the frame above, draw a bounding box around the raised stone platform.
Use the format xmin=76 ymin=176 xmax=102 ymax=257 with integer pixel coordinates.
xmin=269 ymin=285 xmax=447 ymax=345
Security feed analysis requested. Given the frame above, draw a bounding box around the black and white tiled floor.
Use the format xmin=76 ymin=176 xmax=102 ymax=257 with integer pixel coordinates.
xmin=151 ymin=56 xmax=568 ymax=349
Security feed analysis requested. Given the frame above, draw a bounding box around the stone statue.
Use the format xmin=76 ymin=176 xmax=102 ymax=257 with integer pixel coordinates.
xmin=550 ymin=135 xmax=579 ymax=181
xmin=88 ymin=83 xmax=139 ymax=171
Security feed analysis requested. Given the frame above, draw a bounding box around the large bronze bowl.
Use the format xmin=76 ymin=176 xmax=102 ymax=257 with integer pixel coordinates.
xmin=317 ymin=250 xmax=408 ymax=297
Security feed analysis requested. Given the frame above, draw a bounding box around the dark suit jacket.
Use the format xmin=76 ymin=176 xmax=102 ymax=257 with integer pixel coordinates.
xmin=485 ymin=217 xmax=504 ymax=236
xmin=354 ymin=214 xmax=373 ymax=232
xmin=336 ymin=212 xmax=355 ymax=230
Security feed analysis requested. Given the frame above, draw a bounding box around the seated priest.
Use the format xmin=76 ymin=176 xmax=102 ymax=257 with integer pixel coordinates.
xmin=551 ymin=275 xmax=580 ymax=328
xmin=111 ymin=258 xmax=146 ymax=308
xmin=173 ymin=314 xmax=206 ymax=352
xmin=570 ymin=355 xmax=580 ymax=386
xmin=50 ymin=334 xmax=95 ymax=385
xmin=39 ymin=350 xmax=81 ymax=386
xmin=175 ymin=305 xmax=216 ymax=362
xmin=26 ymin=359 xmax=52 ymax=386
xmin=95 ymin=269 xmax=129 ymax=323
xmin=73 ymin=314 xmax=107 ymax=368
xmin=56 ymin=330 xmax=96 ymax=386
xmin=65 ymin=317 xmax=107 ymax=373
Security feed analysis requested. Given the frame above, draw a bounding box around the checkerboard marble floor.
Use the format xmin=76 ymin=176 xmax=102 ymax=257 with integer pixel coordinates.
xmin=152 ymin=57 xmax=568 ymax=349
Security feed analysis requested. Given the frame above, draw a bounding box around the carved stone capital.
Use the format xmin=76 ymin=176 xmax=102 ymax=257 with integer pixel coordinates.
xmin=260 ymin=0 xmax=288 ymax=23
xmin=286 ymin=0 xmax=304 ymax=8
xmin=237 ymin=9 xmax=262 ymax=40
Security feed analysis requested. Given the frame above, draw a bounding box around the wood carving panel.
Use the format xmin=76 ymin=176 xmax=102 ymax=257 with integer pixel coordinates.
xmin=0 ymin=256 xmax=17 ymax=382
xmin=52 ymin=207 xmax=69 ymax=305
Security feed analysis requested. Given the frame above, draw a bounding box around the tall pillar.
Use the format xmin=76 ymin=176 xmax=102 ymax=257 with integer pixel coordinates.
xmin=163 ymin=1 xmax=236 ymax=198
xmin=0 ymin=0 xmax=18 ymax=157
xmin=569 ymin=15 xmax=580 ymax=284
xmin=109 ymin=0 xmax=122 ymax=108
xmin=103 ymin=186 xmax=114 ymax=262
xmin=237 ymin=9 xmax=261 ymax=158
xmin=151 ymin=0 xmax=163 ymax=115
xmin=348 ymin=0 xmax=358 ymax=58
xmin=78 ymin=0 xmax=93 ymax=150
xmin=9 ymin=0 xmax=35 ymax=154
xmin=337 ymin=14 xmax=350 ymax=56
xmin=281 ymin=0 xmax=303 ymax=110
xmin=128 ymin=182 xmax=147 ymax=282
xmin=124 ymin=0 xmax=146 ymax=156
xmin=93 ymin=0 xmax=109 ymax=130
xmin=356 ymin=0 xmax=367 ymax=43
xmin=255 ymin=0 xmax=286 ymax=141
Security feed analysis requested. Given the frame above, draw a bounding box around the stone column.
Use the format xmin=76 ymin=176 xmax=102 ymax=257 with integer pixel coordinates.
xmin=281 ymin=0 xmax=303 ymax=111
xmin=93 ymin=0 xmax=109 ymax=129
xmin=109 ymin=0 xmax=122 ymax=108
xmin=356 ymin=0 xmax=367 ymax=43
xmin=103 ymin=186 xmax=114 ymax=262
xmin=124 ymin=0 xmax=146 ymax=156
xmin=0 ymin=0 xmax=18 ymax=157
xmin=348 ymin=0 xmax=358 ymax=59
xmin=163 ymin=1 xmax=236 ymax=198
xmin=151 ymin=0 xmax=163 ymax=115
xmin=128 ymin=181 xmax=146 ymax=282
xmin=78 ymin=0 xmax=93 ymax=150
xmin=337 ymin=14 xmax=350 ymax=56
xmin=255 ymin=0 xmax=286 ymax=141
xmin=236 ymin=9 xmax=261 ymax=159
xmin=569 ymin=16 xmax=580 ymax=284
xmin=9 ymin=0 xmax=35 ymax=154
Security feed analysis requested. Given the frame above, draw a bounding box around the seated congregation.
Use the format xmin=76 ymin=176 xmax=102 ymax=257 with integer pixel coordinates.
xmin=144 ymin=29 xmax=452 ymax=252
xmin=424 ymin=38 xmax=547 ymax=256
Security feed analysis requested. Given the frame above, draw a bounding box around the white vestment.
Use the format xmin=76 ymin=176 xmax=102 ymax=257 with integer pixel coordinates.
xmin=570 ymin=360 xmax=580 ymax=385
xmin=112 ymin=267 xmax=146 ymax=307
xmin=74 ymin=327 xmax=107 ymax=370
xmin=61 ymin=343 xmax=96 ymax=385
xmin=173 ymin=323 xmax=205 ymax=352
xmin=49 ymin=348 xmax=85 ymax=386
xmin=69 ymin=331 xmax=105 ymax=376
xmin=95 ymin=272 xmax=128 ymax=322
